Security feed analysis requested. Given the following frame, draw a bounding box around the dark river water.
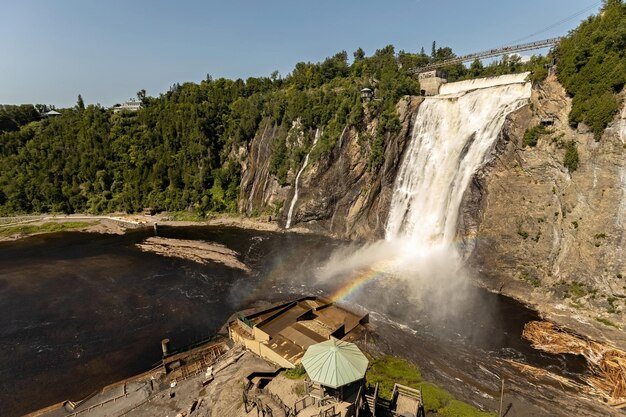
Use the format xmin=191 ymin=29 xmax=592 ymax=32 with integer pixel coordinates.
xmin=0 ymin=226 xmax=586 ymax=417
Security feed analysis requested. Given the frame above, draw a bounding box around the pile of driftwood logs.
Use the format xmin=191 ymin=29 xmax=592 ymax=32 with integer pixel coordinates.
xmin=523 ymin=321 xmax=626 ymax=404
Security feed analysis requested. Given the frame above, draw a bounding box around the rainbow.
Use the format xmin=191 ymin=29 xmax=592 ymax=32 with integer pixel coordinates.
xmin=330 ymin=258 xmax=397 ymax=302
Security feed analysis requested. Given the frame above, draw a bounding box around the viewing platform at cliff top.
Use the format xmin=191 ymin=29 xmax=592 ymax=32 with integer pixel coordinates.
xmin=229 ymin=297 xmax=369 ymax=368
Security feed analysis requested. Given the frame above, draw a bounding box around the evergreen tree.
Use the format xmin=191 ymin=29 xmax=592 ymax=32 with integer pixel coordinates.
xmin=76 ymin=94 xmax=85 ymax=111
xmin=469 ymin=59 xmax=484 ymax=77
xmin=353 ymin=47 xmax=365 ymax=62
xmin=136 ymin=89 xmax=146 ymax=104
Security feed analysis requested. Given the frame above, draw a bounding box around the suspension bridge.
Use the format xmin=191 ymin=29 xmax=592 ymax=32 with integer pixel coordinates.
xmin=408 ymin=37 xmax=562 ymax=74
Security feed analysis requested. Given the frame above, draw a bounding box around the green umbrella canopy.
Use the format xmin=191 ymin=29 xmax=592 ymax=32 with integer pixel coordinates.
xmin=301 ymin=339 xmax=369 ymax=389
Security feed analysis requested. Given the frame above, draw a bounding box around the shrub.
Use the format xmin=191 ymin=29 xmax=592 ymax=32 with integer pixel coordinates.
xmin=563 ymin=141 xmax=579 ymax=172
xmin=282 ymin=364 xmax=307 ymax=379
xmin=531 ymin=231 xmax=541 ymax=242
xmin=595 ymin=317 xmax=619 ymax=328
xmin=568 ymin=282 xmax=587 ymax=299
xmin=522 ymin=124 xmax=545 ymax=147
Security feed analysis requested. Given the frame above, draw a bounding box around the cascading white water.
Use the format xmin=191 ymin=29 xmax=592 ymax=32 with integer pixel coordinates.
xmin=385 ymin=73 xmax=532 ymax=248
xmin=438 ymin=73 xmax=533 ymax=95
xmin=285 ymin=128 xmax=320 ymax=229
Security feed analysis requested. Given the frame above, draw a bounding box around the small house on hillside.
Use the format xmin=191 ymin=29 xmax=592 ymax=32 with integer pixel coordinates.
xmin=111 ymin=100 xmax=142 ymax=113
xmin=361 ymin=87 xmax=374 ymax=102
xmin=42 ymin=110 xmax=61 ymax=117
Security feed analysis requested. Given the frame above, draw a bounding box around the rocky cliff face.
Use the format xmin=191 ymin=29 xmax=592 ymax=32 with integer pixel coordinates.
xmin=239 ymin=96 xmax=423 ymax=240
xmin=461 ymin=74 xmax=626 ymax=337
xmin=239 ymin=75 xmax=626 ymax=337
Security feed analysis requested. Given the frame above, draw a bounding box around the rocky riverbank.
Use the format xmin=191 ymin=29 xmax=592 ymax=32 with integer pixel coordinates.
xmin=0 ymin=212 xmax=313 ymax=243
xmin=0 ymin=215 xmax=133 ymax=242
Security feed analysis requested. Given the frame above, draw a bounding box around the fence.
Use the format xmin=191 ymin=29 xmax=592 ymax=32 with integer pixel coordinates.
xmin=245 ymin=385 xmax=294 ymax=417
xmin=318 ymin=405 xmax=336 ymax=417
xmin=172 ymin=343 xmax=227 ymax=382
xmin=294 ymin=396 xmax=315 ymax=414
xmin=65 ymin=385 xmax=142 ymax=417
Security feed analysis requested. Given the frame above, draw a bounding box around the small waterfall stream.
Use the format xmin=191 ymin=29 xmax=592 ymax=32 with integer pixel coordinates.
xmin=285 ymin=128 xmax=320 ymax=229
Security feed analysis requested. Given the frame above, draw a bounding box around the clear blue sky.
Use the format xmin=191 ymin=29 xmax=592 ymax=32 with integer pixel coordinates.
xmin=0 ymin=0 xmax=602 ymax=108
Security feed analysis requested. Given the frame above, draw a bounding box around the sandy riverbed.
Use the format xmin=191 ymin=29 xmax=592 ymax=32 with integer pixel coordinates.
xmin=136 ymin=236 xmax=251 ymax=272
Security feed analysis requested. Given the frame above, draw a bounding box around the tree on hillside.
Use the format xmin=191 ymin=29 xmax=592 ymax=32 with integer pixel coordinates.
xmin=136 ymin=89 xmax=146 ymax=103
xmin=434 ymin=47 xmax=455 ymax=62
xmin=353 ymin=48 xmax=365 ymax=62
xmin=557 ymin=0 xmax=626 ymax=138
xmin=468 ymin=59 xmax=484 ymax=78
xmin=35 ymin=104 xmax=51 ymax=114
xmin=76 ymin=94 xmax=85 ymax=111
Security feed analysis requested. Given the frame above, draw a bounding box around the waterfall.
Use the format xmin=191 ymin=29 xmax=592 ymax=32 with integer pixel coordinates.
xmin=316 ymin=74 xmax=532 ymax=319
xmin=286 ymin=128 xmax=320 ymax=229
xmin=385 ymin=73 xmax=532 ymax=248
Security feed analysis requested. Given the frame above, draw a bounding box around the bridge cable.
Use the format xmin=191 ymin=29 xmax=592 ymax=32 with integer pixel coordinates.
xmin=503 ymin=1 xmax=602 ymax=46
xmin=409 ymin=1 xmax=602 ymax=73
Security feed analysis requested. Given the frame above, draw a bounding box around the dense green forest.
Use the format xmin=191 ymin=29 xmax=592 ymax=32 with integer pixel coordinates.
xmin=0 ymin=47 xmax=422 ymax=215
xmin=0 ymin=46 xmax=550 ymax=216
xmin=556 ymin=0 xmax=626 ymax=139
xmin=0 ymin=2 xmax=623 ymax=216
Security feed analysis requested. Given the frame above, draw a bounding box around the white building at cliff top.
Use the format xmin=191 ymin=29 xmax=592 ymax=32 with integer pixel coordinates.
xmin=111 ymin=100 xmax=142 ymax=113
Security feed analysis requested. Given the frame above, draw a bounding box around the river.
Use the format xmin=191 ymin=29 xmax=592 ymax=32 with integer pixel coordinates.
xmin=0 ymin=226 xmax=591 ymax=416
